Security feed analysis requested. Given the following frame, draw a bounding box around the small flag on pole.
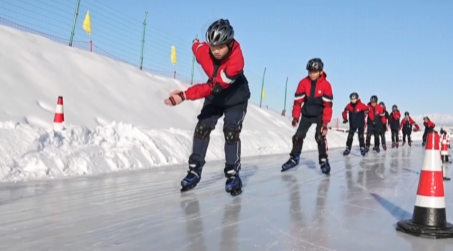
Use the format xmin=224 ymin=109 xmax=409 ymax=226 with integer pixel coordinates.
xmin=171 ymin=46 xmax=177 ymax=65
xmin=82 ymin=10 xmax=91 ymax=35
xmin=261 ymin=87 xmax=265 ymax=99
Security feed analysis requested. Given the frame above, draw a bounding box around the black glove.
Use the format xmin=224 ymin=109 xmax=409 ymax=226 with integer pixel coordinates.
xmin=343 ymin=119 xmax=348 ymax=124
xmin=211 ymin=82 xmax=222 ymax=95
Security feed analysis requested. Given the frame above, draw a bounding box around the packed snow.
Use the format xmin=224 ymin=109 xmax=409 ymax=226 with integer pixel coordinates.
xmin=0 ymin=24 xmax=432 ymax=182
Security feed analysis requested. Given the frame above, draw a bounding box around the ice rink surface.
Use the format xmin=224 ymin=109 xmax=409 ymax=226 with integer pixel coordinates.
xmin=1 ymin=142 xmax=453 ymax=251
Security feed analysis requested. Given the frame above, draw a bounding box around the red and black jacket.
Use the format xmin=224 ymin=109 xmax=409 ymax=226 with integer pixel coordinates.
xmin=399 ymin=117 xmax=420 ymax=132
xmin=184 ymin=40 xmax=250 ymax=106
xmin=388 ymin=110 xmax=401 ymax=130
xmin=342 ymin=99 xmax=368 ymax=128
xmin=292 ymin=72 xmax=333 ymax=124
xmin=423 ymin=119 xmax=435 ymax=132
xmin=366 ymin=103 xmax=386 ymax=126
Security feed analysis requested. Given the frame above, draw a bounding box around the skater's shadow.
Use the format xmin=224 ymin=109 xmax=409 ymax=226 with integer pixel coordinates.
xmin=370 ymin=192 xmax=412 ymax=221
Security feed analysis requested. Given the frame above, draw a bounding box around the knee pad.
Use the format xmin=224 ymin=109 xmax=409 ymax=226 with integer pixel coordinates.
xmin=359 ymin=133 xmax=364 ymax=139
xmin=292 ymin=135 xmax=303 ymax=146
xmin=347 ymin=133 xmax=354 ymax=140
xmin=194 ymin=122 xmax=211 ymax=139
xmin=315 ymin=132 xmax=324 ymax=143
xmin=224 ymin=127 xmax=240 ymax=144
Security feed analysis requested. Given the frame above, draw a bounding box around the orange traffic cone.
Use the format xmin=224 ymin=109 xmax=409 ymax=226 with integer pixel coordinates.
xmin=396 ymin=132 xmax=453 ymax=238
xmin=53 ymin=96 xmax=64 ymax=131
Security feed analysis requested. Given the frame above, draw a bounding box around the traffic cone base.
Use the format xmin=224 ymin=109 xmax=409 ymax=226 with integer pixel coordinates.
xmin=396 ymin=132 xmax=453 ymax=239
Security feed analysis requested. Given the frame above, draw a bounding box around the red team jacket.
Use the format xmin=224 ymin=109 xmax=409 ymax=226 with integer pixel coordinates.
xmin=399 ymin=117 xmax=420 ymax=131
xmin=292 ymin=72 xmax=333 ymax=124
xmin=423 ymin=120 xmax=435 ymax=129
xmin=366 ymin=102 xmax=386 ymax=125
xmin=183 ymin=40 xmax=246 ymax=102
xmin=342 ymin=99 xmax=368 ymax=128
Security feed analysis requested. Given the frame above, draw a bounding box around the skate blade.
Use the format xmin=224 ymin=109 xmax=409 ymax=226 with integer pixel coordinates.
xmin=229 ymin=189 xmax=242 ymax=196
xmin=180 ymin=185 xmax=196 ymax=192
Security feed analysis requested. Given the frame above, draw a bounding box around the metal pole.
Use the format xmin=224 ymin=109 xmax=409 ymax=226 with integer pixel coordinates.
xmin=190 ymin=34 xmax=198 ymax=85
xmin=69 ymin=0 xmax=81 ymax=46
xmin=259 ymin=67 xmax=266 ymax=108
xmin=284 ymin=76 xmax=288 ymax=114
xmin=140 ymin=11 xmax=148 ymax=70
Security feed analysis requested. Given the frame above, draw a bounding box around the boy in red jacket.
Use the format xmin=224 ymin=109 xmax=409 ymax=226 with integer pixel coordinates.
xmin=365 ymin=95 xmax=386 ymax=153
xmin=398 ymin=112 xmax=420 ymax=146
xmin=342 ymin=92 xmax=368 ymax=156
xmin=389 ymin=105 xmax=401 ymax=148
xmin=282 ymin=58 xmax=333 ymax=174
xmin=164 ymin=19 xmax=250 ymax=196
xmin=422 ymin=116 xmax=435 ymax=146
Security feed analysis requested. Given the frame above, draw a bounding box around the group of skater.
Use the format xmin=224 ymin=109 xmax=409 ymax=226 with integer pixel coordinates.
xmin=339 ymin=94 xmax=438 ymax=157
xmin=163 ymin=18 xmax=444 ymax=196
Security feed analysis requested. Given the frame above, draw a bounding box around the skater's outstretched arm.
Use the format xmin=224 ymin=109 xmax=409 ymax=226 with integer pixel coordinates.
xmin=342 ymin=104 xmax=350 ymax=123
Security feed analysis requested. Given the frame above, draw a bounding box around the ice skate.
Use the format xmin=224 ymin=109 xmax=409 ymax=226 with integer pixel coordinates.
xmin=375 ymin=146 xmax=380 ymax=153
xmin=391 ymin=142 xmax=395 ymax=148
xmin=382 ymin=144 xmax=387 ymax=151
xmin=402 ymin=141 xmax=405 ymax=146
xmin=180 ymin=164 xmax=203 ymax=192
xmin=281 ymin=155 xmax=300 ymax=172
xmin=224 ymin=168 xmax=242 ymax=196
xmin=343 ymin=147 xmax=351 ymax=156
xmin=320 ymin=159 xmax=331 ymax=175
xmin=396 ymin=143 xmax=399 ymax=148
xmin=409 ymin=141 xmax=412 ymax=147
xmin=360 ymin=147 xmax=366 ymax=156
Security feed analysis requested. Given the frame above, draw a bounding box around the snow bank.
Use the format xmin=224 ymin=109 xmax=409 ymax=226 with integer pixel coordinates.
xmin=0 ymin=24 xmax=424 ymax=182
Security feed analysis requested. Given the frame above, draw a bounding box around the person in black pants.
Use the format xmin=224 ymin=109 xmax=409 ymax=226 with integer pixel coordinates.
xmin=365 ymin=95 xmax=386 ymax=153
xmin=341 ymin=92 xmax=368 ymax=156
xmin=378 ymin=102 xmax=390 ymax=150
xmin=422 ymin=116 xmax=436 ymax=146
xmin=281 ymin=58 xmax=333 ymax=174
xmin=398 ymin=112 xmax=420 ymax=146
xmin=165 ymin=19 xmax=250 ymax=196
xmin=389 ymin=105 xmax=401 ymax=148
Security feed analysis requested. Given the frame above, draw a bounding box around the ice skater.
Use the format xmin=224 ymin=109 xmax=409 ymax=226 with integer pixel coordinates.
xmin=365 ymin=95 xmax=385 ymax=153
xmin=398 ymin=112 xmax=420 ymax=146
xmin=378 ymin=102 xmax=390 ymax=150
xmin=281 ymin=58 xmax=333 ymax=174
xmin=422 ymin=116 xmax=435 ymax=146
xmin=389 ymin=105 xmax=401 ymax=148
xmin=341 ymin=92 xmax=368 ymax=156
xmin=164 ymin=19 xmax=250 ymax=196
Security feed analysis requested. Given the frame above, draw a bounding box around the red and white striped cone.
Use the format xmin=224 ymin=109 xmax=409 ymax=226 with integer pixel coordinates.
xmin=396 ymin=132 xmax=453 ymax=238
xmin=53 ymin=96 xmax=64 ymax=131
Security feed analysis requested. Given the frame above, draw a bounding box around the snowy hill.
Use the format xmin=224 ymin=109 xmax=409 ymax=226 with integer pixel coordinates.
xmin=0 ymin=24 xmax=371 ymax=182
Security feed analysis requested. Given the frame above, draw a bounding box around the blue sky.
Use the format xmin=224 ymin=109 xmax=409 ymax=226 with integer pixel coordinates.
xmin=1 ymin=0 xmax=452 ymax=119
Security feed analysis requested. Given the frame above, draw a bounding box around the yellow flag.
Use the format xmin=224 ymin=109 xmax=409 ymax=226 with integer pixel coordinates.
xmin=170 ymin=46 xmax=177 ymax=65
xmin=261 ymin=87 xmax=265 ymax=99
xmin=82 ymin=10 xmax=91 ymax=36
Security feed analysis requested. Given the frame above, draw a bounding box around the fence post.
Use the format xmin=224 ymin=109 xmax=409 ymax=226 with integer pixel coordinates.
xmin=190 ymin=34 xmax=198 ymax=85
xmin=140 ymin=11 xmax=148 ymax=70
xmin=259 ymin=67 xmax=266 ymax=108
xmin=69 ymin=0 xmax=81 ymax=47
xmin=283 ymin=76 xmax=288 ymax=116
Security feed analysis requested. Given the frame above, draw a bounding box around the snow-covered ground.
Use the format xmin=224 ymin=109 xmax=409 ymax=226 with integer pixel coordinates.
xmin=0 ymin=24 xmax=431 ymax=182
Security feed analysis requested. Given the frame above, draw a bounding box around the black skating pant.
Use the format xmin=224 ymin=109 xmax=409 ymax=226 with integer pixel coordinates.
xmin=189 ymin=100 xmax=247 ymax=175
xmin=380 ymin=125 xmax=387 ymax=146
xmin=402 ymin=131 xmax=411 ymax=143
xmin=366 ymin=124 xmax=381 ymax=147
xmin=391 ymin=129 xmax=399 ymax=143
xmin=290 ymin=116 xmax=328 ymax=164
xmin=346 ymin=127 xmax=365 ymax=149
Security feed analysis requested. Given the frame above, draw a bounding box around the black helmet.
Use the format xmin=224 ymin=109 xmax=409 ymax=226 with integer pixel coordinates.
xmin=379 ymin=102 xmax=385 ymax=108
xmin=306 ymin=58 xmax=324 ymax=71
xmin=206 ymin=19 xmax=234 ymax=46
xmin=349 ymin=92 xmax=359 ymax=100
xmin=392 ymin=104 xmax=397 ymax=110
xmin=423 ymin=116 xmax=429 ymax=120
xmin=404 ymin=111 xmax=409 ymax=116
xmin=370 ymin=95 xmax=378 ymax=103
